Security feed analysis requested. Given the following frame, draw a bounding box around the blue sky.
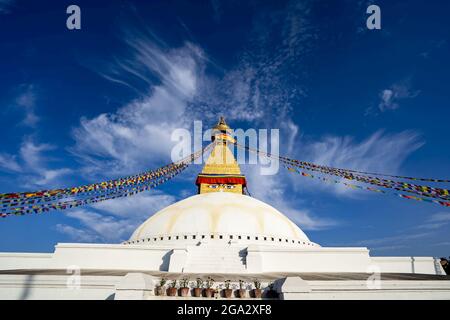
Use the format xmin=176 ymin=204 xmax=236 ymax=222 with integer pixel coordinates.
xmin=0 ymin=0 xmax=449 ymax=257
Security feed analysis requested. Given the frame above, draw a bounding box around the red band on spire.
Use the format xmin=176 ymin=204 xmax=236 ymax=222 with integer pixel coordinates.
xmin=196 ymin=176 xmax=246 ymax=187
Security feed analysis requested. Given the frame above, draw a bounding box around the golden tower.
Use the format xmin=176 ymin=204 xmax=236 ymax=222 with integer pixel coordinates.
xmin=195 ymin=117 xmax=247 ymax=194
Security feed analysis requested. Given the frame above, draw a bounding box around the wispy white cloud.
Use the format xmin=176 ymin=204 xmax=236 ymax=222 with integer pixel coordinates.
xmin=243 ymin=164 xmax=338 ymax=231
xmin=284 ymin=119 xmax=300 ymax=156
xmin=0 ymin=137 xmax=72 ymax=188
xmin=282 ymin=205 xmax=338 ymax=231
xmin=298 ymin=130 xmax=424 ymax=196
xmin=304 ymin=130 xmax=423 ymax=173
xmin=55 ymin=224 xmax=100 ymax=243
xmin=14 ymin=84 xmax=40 ymax=128
xmin=354 ymin=212 xmax=450 ymax=252
xmin=429 ymin=212 xmax=450 ymax=223
xmin=0 ymin=0 xmax=13 ymax=14
xmin=65 ymin=210 xmax=133 ymax=242
xmin=0 ymin=153 xmax=21 ymax=172
xmin=431 ymin=241 xmax=450 ymax=247
xmin=72 ymin=0 xmax=316 ymax=180
xmin=419 ymin=39 xmax=447 ymax=59
xmin=378 ymin=82 xmax=420 ymax=112
xmin=19 ymin=139 xmax=73 ymax=188
xmin=57 ymin=192 xmax=176 ymax=242
xmin=72 ymin=33 xmax=206 ymax=178
xmin=355 ymin=231 xmax=433 ymax=247
xmin=191 ymin=1 xmax=314 ymax=125
xmin=19 ymin=138 xmax=54 ymax=169
xmin=0 ymin=83 xmax=72 ymax=188
xmin=242 ymin=128 xmax=423 ymax=229
xmin=33 ymin=168 xmax=73 ymax=187
xmin=350 ymin=212 xmax=449 ymax=251
xmin=91 ymin=191 xmax=176 ymax=220
xmin=416 ymin=212 xmax=450 ymax=230
xmin=368 ymin=245 xmax=408 ymax=251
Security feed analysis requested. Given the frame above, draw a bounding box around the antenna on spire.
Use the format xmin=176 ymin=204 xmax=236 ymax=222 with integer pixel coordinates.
xmin=213 ymin=116 xmax=230 ymax=132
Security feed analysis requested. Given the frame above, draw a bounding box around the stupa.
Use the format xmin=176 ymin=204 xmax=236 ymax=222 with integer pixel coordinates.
xmin=0 ymin=118 xmax=448 ymax=300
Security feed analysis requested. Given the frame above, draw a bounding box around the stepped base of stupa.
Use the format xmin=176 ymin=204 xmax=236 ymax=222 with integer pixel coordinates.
xmin=0 ymin=241 xmax=449 ymax=300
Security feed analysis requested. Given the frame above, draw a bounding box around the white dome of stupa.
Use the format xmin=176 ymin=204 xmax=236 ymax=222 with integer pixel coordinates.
xmin=127 ymin=192 xmax=319 ymax=247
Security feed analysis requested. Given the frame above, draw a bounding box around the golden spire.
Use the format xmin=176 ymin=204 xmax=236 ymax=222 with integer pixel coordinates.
xmin=213 ymin=116 xmax=231 ymax=132
xmin=196 ymin=117 xmax=246 ymax=194
xmin=211 ymin=116 xmax=235 ymax=144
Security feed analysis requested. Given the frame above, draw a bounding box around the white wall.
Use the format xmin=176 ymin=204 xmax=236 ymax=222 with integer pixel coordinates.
xmin=370 ymin=257 xmax=445 ymax=275
xmin=51 ymin=243 xmax=173 ymax=271
xmin=280 ymin=280 xmax=450 ymax=300
xmin=0 ymin=244 xmax=176 ymax=275
xmin=0 ymin=243 xmax=444 ymax=278
xmin=0 ymin=253 xmax=53 ymax=270
xmin=247 ymin=246 xmax=373 ymax=273
xmin=0 ymin=274 xmax=120 ymax=300
xmin=0 ymin=243 xmax=448 ymax=300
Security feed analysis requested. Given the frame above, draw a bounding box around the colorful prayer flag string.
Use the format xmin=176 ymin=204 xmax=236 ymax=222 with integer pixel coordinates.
xmin=1 ymin=167 xmax=186 ymax=217
xmin=0 ymin=144 xmax=210 ymax=203
xmin=234 ymin=142 xmax=450 ymax=208
xmin=281 ymin=164 xmax=450 ymax=208
xmin=0 ymin=143 xmax=213 ymax=219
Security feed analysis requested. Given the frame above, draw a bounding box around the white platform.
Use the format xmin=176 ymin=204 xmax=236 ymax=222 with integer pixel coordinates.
xmin=0 ymin=241 xmax=448 ymax=300
xmin=0 ymin=242 xmax=445 ymax=274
